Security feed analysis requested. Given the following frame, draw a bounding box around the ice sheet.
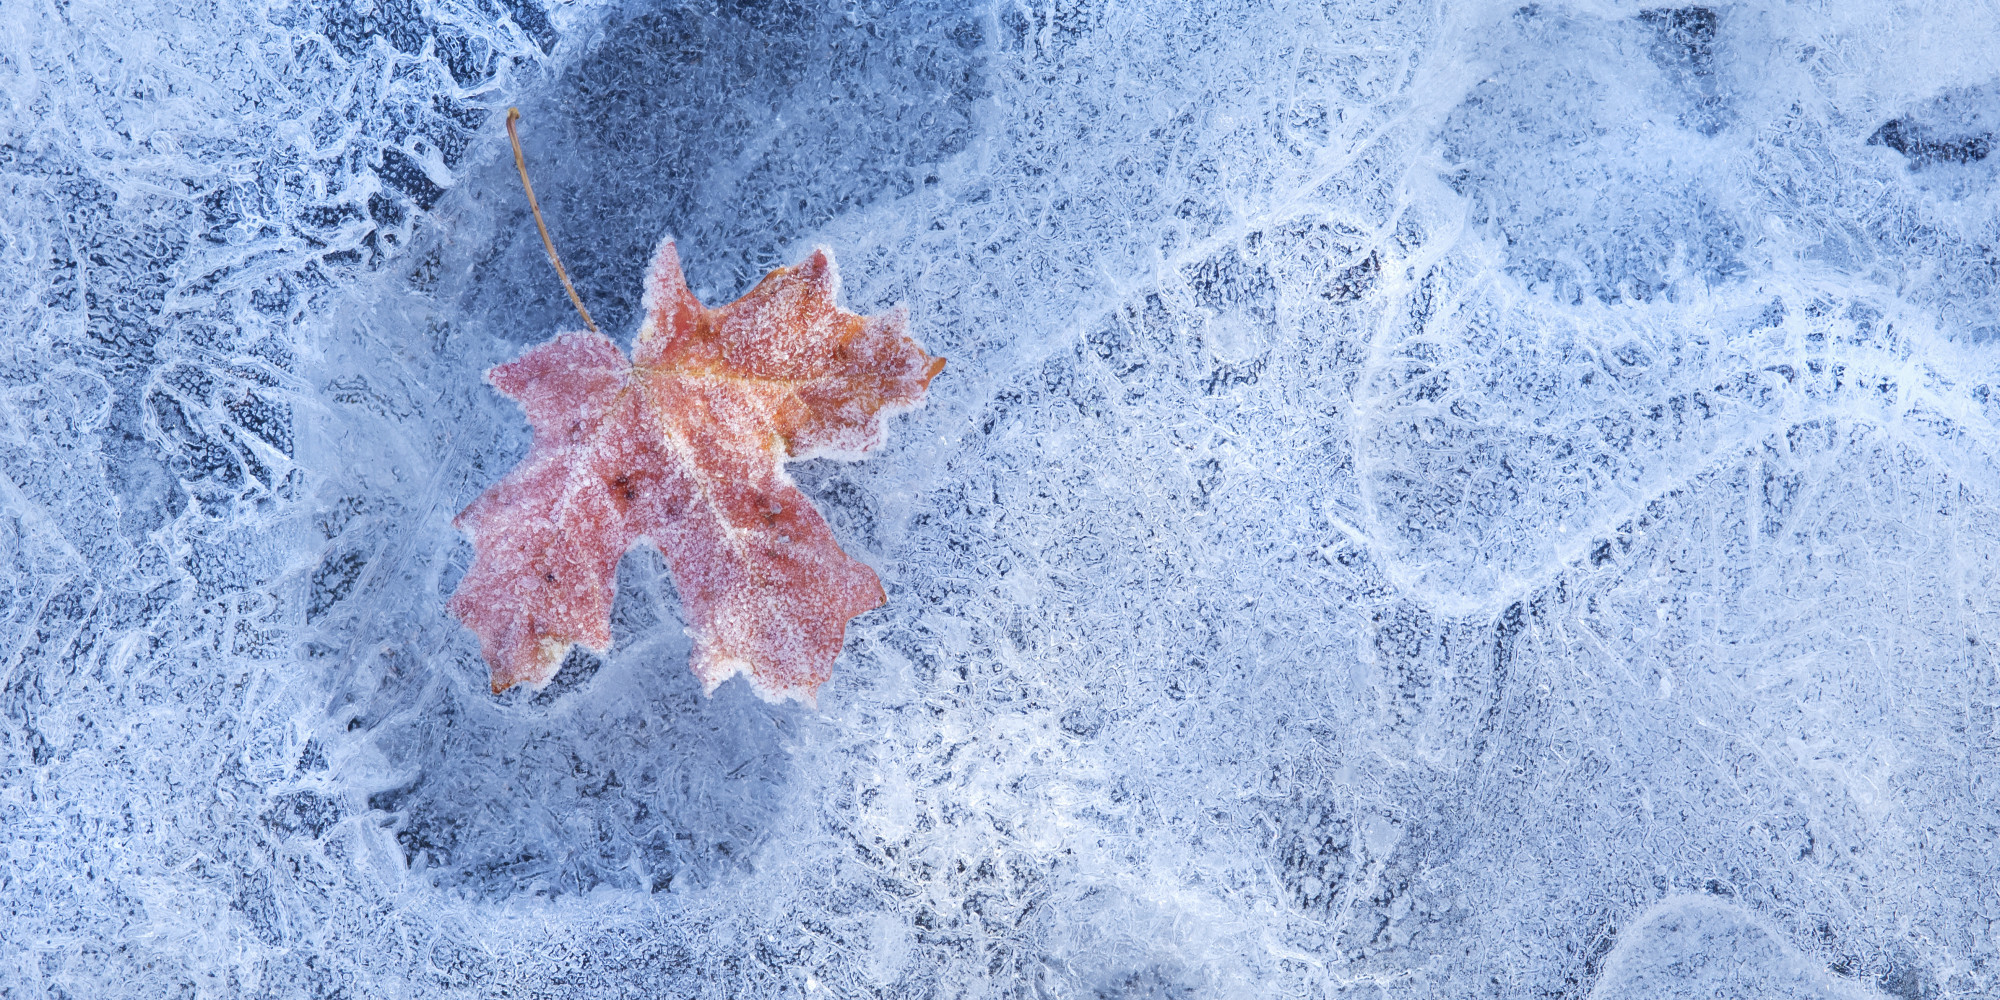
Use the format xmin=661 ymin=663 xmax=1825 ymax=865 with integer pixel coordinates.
xmin=3 ymin=1 xmax=1998 ymax=997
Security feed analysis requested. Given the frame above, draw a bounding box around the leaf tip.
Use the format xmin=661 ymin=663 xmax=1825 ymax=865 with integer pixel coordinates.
xmin=641 ymin=237 xmax=691 ymax=310
xmin=694 ymin=648 xmax=831 ymax=707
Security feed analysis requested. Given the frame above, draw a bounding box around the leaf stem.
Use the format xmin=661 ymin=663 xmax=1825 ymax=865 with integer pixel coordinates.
xmin=506 ymin=107 xmax=599 ymax=334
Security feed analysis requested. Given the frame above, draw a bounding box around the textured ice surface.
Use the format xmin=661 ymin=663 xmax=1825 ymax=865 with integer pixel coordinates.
xmin=4 ymin=1 xmax=1999 ymax=997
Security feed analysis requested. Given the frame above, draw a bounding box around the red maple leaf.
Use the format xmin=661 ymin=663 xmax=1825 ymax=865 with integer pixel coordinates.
xmin=449 ymin=239 xmax=943 ymax=701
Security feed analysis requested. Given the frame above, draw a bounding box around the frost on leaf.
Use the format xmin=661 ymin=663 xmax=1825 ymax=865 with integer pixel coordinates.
xmin=450 ymin=239 xmax=944 ymax=701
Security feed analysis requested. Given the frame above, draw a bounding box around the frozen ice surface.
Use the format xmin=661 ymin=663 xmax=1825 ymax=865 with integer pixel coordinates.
xmin=3 ymin=0 xmax=1999 ymax=997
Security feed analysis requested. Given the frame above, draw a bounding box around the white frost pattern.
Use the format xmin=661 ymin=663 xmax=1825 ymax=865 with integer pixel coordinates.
xmin=2 ymin=0 xmax=1998 ymax=997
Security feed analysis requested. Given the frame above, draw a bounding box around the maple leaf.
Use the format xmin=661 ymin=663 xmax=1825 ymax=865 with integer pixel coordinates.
xmin=449 ymin=238 xmax=943 ymax=701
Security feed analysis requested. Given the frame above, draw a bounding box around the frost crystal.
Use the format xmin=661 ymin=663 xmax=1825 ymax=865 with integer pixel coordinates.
xmin=4 ymin=1 xmax=1999 ymax=997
